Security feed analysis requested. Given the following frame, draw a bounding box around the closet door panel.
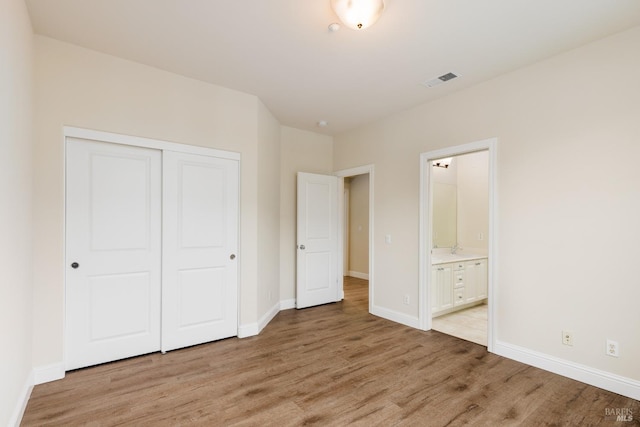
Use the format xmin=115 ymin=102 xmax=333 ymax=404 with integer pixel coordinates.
xmin=162 ymin=151 xmax=239 ymax=352
xmin=66 ymin=138 xmax=162 ymax=370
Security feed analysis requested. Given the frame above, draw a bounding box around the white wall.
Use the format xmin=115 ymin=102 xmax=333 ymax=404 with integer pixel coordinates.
xmin=279 ymin=127 xmax=333 ymax=304
xmin=348 ymin=174 xmax=369 ymax=276
xmin=0 ymin=0 xmax=34 ymax=423
xmin=32 ymin=36 xmax=275 ymax=368
xmin=334 ymin=27 xmax=640 ymax=383
xmin=257 ymin=100 xmax=282 ymax=318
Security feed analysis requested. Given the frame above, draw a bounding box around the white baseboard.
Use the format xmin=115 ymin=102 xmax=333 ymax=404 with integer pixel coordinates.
xmin=258 ymin=301 xmax=280 ymax=333
xmin=238 ymin=301 xmax=281 ymax=338
xmin=348 ymin=271 xmax=369 ymax=280
xmin=9 ymin=370 xmax=33 ymax=427
xmin=237 ymin=322 xmax=259 ymax=338
xmin=34 ymin=362 xmax=65 ymax=385
xmin=494 ymin=340 xmax=640 ymax=400
xmin=370 ymin=304 xmax=420 ymax=329
xmin=280 ymin=298 xmax=296 ymax=310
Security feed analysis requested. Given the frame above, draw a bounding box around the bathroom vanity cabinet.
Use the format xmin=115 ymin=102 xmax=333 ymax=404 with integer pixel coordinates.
xmin=431 ymin=258 xmax=487 ymax=317
xmin=432 ymin=263 xmax=454 ymax=313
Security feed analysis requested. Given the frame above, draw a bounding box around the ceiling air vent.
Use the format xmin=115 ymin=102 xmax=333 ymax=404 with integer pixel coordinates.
xmin=422 ymin=72 xmax=459 ymax=88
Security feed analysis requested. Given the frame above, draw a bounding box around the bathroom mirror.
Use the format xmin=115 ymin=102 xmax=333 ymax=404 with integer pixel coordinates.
xmin=432 ymin=182 xmax=456 ymax=248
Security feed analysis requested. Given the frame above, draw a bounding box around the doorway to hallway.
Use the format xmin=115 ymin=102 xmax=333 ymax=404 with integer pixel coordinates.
xmin=336 ymin=165 xmax=374 ymax=310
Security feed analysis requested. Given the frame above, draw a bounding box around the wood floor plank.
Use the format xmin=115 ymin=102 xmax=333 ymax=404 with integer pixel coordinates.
xmin=22 ymin=277 xmax=639 ymax=426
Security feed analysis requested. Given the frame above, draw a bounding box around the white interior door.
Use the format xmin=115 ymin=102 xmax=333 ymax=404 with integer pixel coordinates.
xmin=296 ymin=172 xmax=339 ymax=309
xmin=66 ymin=138 xmax=162 ymax=370
xmin=161 ymin=151 xmax=239 ymax=352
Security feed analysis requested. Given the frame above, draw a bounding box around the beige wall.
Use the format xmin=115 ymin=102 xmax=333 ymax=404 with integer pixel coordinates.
xmin=13 ymin=5 xmax=639 ymax=411
xmin=257 ymin=101 xmax=282 ymax=316
xmin=334 ymin=27 xmax=640 ymax=381
xmin=279 ymin=127 xmax=333 ymax=303
xmin=432 ymin=159 xmax=458 ymax=247
xmin=32 ymin=36 xmax=274 ymax=367
xmin=348 ymin=174 xmax=369 ymax=275
xmin=0 ymin=0 xmax=34 ymax=423
xmin=456 ymin=151 xmax=488 ymax=253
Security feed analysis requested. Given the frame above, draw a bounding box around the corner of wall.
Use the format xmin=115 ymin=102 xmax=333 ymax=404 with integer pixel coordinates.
xmin=1 ymin=0 xmax=35 ymax=425
xmin=8 ymin=371 xmax=34 ymax=427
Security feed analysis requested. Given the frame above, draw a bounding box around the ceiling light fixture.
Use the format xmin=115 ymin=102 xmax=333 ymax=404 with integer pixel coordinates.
xmin=330 ymin=0 xmax=385 ymax=30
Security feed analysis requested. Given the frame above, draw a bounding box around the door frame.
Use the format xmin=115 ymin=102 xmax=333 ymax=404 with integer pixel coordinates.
xmin=343 ymin=186 xmax=350 ymax=277
xmin=335 ymin=164 xmax=374 ymax=312
xmin=63 ymin=126 xmax=241 ymax=369
xmin=418 ymin=138 xmax=497 ymax=352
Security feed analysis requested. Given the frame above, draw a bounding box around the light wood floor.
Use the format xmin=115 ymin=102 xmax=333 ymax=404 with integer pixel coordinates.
xmin=23 ymin=277 xmax=638 ymax=426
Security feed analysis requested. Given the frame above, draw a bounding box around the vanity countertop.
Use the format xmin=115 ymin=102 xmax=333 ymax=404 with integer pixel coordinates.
xmin=431 ymin=253 xmax=487 ymax=265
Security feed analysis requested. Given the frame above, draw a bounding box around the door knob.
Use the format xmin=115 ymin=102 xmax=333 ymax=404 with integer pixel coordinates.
xmin=230 ymin=254 xmax=236 ymax=260
xmin=71 ymin=262 xmax=79 ymax=269
xmin=299 ymin=245 xmax=305 ymax=250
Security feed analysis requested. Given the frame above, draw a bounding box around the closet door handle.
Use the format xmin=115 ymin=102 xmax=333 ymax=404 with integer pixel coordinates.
xmin=299 ymin=245 xmax=306 ymax=250
xmin=71 ymin=262 xmax=79 ymax=269
xmin=230 ymin=254 xmax=236 ymax=260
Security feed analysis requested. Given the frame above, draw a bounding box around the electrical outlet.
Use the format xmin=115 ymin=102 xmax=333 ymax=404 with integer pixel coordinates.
xmin=606 ymin=340 xmax=619 ymax=357
xmin=562 ymin=330 xmax=573 ymax=346
xmin=403 ymin=295 xmax=410 ymax=305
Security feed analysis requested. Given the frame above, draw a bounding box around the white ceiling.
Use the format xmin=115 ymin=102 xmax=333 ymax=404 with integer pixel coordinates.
xmin=25 ymin=0 xmax=640 ymax=135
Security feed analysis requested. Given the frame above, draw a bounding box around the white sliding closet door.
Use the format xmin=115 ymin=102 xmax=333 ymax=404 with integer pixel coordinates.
xmin=161 ymin=151 xmax=239 ymax=352
xmin=66 ymin=131 xmax=240 ymax=370
xmin=66 ymin=138 xmax=162 ymax=370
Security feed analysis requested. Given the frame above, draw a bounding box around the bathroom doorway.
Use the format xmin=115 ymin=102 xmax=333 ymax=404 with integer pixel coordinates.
xmin=419 ymin=139 xmax=496 ymax=352
xmin=430 ymin=151 xmax=489 ymax=346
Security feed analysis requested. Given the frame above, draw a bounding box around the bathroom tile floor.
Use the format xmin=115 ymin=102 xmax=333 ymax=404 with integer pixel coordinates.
xmin=432 ymin=303 xmax=487 ymax=346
